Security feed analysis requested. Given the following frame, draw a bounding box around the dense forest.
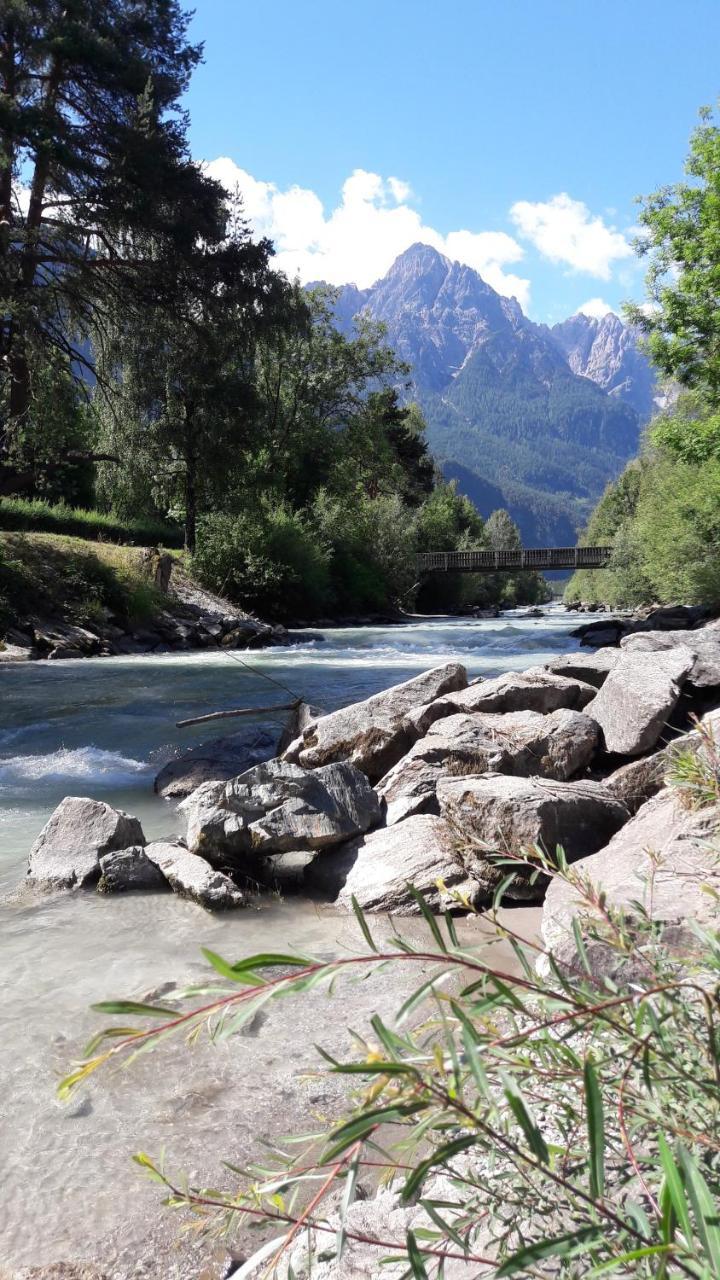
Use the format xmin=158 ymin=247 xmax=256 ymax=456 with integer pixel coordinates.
xmin=567 ymin=105 xmax=720 ymax=608
xmin=0 ymin=1 xmax=546 ymax=624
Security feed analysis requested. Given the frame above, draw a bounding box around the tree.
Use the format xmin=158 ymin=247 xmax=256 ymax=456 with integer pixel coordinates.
xmin=94 ymin=207 xmax=284 ymax=551
xmin=627 ymin=102 xmax=720 ymax=407
xmin=0 ymin=0 xmax=227 ymax=494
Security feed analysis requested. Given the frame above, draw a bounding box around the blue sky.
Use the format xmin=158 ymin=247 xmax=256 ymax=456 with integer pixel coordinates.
xmin=185 ymin=0 xmax=720 ymax=322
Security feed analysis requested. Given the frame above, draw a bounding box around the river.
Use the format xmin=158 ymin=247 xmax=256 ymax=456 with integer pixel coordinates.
xmin=0 ymin=609 xmax=581 ymax=1276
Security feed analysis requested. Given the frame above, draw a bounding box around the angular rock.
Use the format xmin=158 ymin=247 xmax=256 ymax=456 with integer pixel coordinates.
xmin=408 ymin=666 xmax=595 ymax=735
xmin=584 ymin=647 xmax=696 ymax=755
xmin=0 ymin=642 xmax=34 ymax=662
xmin=437 ymin=774 xmax=629 ymax=900
xmin=541 ymin=788 xmax=720 ymax=979
xmin=143 ymin=840 xmax=245 ymax=909
xmin=308 ymin=814 xmax=479 ymax=914
xmin=543 ymin=647 xmax=620 ymax=689
xmin=283 ymin=663 xmax=468 ymax=780
xmin=376 ymin=709 xmax=598 ymax=825
xmin=182 ymin=758 xmax=380 ymax=862
xmin=154 ymin=727 xmax=277 ymax=798
xmin=603 ymin=753 xmax=668 ymax=815
xmin=276 ymin=700 xmax=324 ymax=755
xmin=33 ymin=621 xmax=100 ymax=656
xmin=27 ymin=797 xmax=145 ymax=889
xmin=621 ymin=628 xmax=720 ymax=688
xmin=98 ymin=845 xmax=168 ymax=892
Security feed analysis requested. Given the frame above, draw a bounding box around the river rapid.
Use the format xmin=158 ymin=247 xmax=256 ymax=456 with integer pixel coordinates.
xmin=0 ymin=609 xmax=582 ymax=1276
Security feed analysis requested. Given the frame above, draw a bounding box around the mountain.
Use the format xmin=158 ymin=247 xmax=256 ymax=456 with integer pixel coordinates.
xmin=549 ymin=312 xmax=657 ymax=421
xmin=328 ymin=244 xmax=651 ymax=544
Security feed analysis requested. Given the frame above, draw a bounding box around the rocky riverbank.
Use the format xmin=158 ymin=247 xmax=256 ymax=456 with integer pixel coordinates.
xmin=21 ymin=611 xmax=720 ymax=920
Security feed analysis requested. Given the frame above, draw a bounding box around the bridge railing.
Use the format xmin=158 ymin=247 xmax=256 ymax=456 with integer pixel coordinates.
xmin=417 ymin=546 xmax=612 ymax=573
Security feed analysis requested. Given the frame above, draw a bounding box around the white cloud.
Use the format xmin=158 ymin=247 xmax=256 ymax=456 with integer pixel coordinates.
xmin=510 ymin=193 xmax=632 ymax=279
xmin=576 ymin=297 xmax=617 ymax=319
xmin=205 ymin=158 xmax=531 ymax=307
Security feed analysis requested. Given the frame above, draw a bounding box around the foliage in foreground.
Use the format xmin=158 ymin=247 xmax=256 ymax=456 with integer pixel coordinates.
xmin=61 ymin=852 xmax=720 ymax=1277
xmin=0 ymin=497 xmax=183 ymax=548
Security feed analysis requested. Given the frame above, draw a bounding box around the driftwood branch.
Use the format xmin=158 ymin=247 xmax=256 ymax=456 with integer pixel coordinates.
xmin=176 ymin=700 xmax=300 ymax=729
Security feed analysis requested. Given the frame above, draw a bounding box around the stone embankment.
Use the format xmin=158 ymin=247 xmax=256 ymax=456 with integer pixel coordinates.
xmin=0 ymin=556 xmax=313 ymax=661
xmin=23 ymin=608 xmax=720 ymax=932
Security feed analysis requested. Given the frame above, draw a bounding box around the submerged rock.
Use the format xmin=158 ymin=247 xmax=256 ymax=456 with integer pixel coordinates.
xmin=143 ymin=840 xmax=245 ymax=909
xmin=584 ymin=646 xmax=696 ymax=755
xmin=27 ymin=797 xmax=145 ymax=890
xmin=308 ymin=814 xmax=479 ymax=914
xmin=283 ymin=663 xmax=468 ymax=780
xmin=154 ymin=727 xmax=277 ymax=798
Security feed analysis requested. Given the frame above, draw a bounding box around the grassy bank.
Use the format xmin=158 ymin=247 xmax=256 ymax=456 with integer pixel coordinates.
xmin=0 ymin=497 xmax=184 ymax=547
xmin=0 ymin=532 xmax=168 ymax=633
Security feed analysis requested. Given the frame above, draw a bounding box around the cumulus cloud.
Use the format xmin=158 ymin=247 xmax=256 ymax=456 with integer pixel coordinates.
xmin=576 ymin=297 xmax=618 ymax=320
xmin=510 ymin=193 xmax=633 ymax=279
xmin=205 ymin=158 xmax=531 ymax=307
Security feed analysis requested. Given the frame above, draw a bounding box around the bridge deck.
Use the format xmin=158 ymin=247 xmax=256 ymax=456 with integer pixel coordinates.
xmin=417 ymin=547 xmax=611 ymax=573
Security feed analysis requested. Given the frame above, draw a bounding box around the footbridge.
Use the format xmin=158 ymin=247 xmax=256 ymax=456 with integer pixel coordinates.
xmin=417 ymin=546 xmax=611 ymax=574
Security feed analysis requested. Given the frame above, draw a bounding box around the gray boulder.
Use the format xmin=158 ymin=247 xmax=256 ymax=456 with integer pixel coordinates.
xmin=408 ymin=666 xmax=596 ymax=735
xmin=603 ymin=753 xmax=668 ymax=815
xmin=584 ymin=647 xmax=696 ymax=755
xmin=283 ymin=663 xmax=468 ymax=780
xmin=541 ymin=788 xmax=720 ymax=979
xmin=144 ymin=840 xmax=245 ymax=909
xmin=27 ymin=797 xmax=145 ymax=889
xmin=543 ymin=647 xmax=620 ymax=689
xmin=98 ymin=845 xmax=168 ymax=892
xmin=182 ymin=758 xmax=381 ymax=863
xmin=621 ymin=628 xmax=720 ymax=688
xmin=437 ymin=774 xmax=629 ymax=900
xmin=376 ymin=708 xmax=598 ymax=825
xmin=154 ymin=727 xmax=277 ymax=798
xmin=308 ymin=814 xmax=480 ymax=914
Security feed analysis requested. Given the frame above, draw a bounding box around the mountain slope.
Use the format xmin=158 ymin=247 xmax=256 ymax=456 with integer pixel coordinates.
xmin=329 ymin=244 xmax=646 ymax=544
xmin=549 ymin=312 xmax=657 ymax=421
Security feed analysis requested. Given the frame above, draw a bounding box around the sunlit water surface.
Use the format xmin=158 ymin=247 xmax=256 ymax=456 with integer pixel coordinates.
xmin=0 ymin=609 xmax=580 ymax=1273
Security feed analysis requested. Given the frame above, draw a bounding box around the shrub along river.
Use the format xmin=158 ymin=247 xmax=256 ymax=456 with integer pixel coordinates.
xmin=0 ymin=609 xmax=581 ymax=1276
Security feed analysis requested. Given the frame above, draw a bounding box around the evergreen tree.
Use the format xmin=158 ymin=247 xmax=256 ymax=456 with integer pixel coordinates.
xmin=0 ymin=0 xmax=226 ymax=493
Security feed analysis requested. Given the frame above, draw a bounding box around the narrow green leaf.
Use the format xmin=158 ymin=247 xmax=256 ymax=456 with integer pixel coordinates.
xmin=502 ymin=1073 xmax=549 ymax=1165
xmin=657 ymin=1134 xmax=692 ymax=1244
xmin=351 ymin=895 xmax=378 ymax=953
xmin=322 ymin=1102 xmax=426 ymax=1164
xmin=677 ymin=1145 xmax=720 ymax=1271
xmin=586 ymin=1244 xmax=673 ymax=1276
xmin=405 ymin=883 xmax=447 ymax=952
xmin=401 ymin=1134 xmax=477 ymax=1202
xmin=406 ymin=1228 xmax=430 ymax=1279
xmin=584 ymin=1058 xmax=605 ymax=1200
xmin=496 ymin=1227 xmax=603 ymax=1275
xmin=90 ymin=1000 xmax=176 ymax=1017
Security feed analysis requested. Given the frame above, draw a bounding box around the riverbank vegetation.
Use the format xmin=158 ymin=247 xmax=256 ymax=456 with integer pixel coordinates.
xmin=568 ymin=105 xmax=720 ymax=608
xmin=67 ymin=852 xmax=720 ymax=1277
xmin=0 ymin=6 xmax=543 ymax=624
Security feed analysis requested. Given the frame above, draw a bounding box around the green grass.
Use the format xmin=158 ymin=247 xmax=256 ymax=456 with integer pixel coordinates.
xmin=0 ymin=497 xmax=184 ymax=548
xmin=0 ymin=532 xmax=169 ymax=631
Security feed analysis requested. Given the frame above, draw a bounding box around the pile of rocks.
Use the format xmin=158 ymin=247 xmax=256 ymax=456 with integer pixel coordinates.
xmin=25 ymin=617 xmax=720 ymax=917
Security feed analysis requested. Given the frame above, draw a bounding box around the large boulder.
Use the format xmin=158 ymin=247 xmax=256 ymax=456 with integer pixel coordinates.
xmin=621 ymin=628 xmax=720 ymax=688
xmin=543 ymin=648 xmax=619 ymax=689
xmin=541 ymin=788 xmax=720 ymax=979
xmin=27 ymin=797 xmax=145 ymax=889
xmin=584 ymin=646 xmax=696 ymax=755
xmin=407 ymin=667 xmax=596 ymax=735
xmin=437 ymin=774 xmax=629 ymax=901
xmin=282 ymin=663 xmax=468 ymax=780
xmin=308 ymin=814 xmax=480 ymax=915
xmin=154 ymin=727 xmax=277 ymax=798
xmin=98 ymin=845 xmax=169 ymax=892
xmin=376 ymin=708 xmax=598 ymax=826
xmin=143 ymin=840 xmax=245 ymax=909
xmin=182 ymin=758 xmax=381 ymax=863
